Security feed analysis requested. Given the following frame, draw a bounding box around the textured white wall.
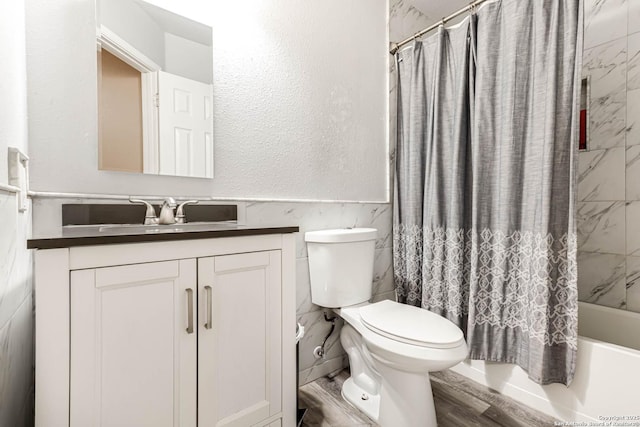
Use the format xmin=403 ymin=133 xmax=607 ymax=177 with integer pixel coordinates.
xmin=26 ymin=0 xmax=388 ymax=202
xmin=208 ymin=1 xmax=388 ymax=201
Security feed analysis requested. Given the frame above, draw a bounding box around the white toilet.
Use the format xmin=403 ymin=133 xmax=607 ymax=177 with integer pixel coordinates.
xmin=305 ymin=228 xmax=468 ymax=427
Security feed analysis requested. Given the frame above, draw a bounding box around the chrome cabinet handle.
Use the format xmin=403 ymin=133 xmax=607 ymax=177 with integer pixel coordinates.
xmin=186 ymin=288 xmax=194 ymax=334
xmin=204 ymin=286 xmax=212 ymax=329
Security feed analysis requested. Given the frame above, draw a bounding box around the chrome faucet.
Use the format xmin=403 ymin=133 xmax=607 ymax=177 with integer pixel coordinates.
xmin=130 ymin=197 xmax=197 ymax=225
xmin=158 ymin=197 xmax=177 ymax=225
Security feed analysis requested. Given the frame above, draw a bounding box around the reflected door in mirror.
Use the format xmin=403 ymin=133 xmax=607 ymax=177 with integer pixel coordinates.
xmin=158 ymin=71 xmax=213 ymax=178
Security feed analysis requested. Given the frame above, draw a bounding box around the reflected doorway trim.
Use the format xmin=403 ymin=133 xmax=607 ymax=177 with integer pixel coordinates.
xmin=97 ymin=25 xmax=161 ymax=174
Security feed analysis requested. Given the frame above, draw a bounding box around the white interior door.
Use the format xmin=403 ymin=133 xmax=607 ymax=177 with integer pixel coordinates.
xmin=70 ymin=259 xmax=197 ymax=427
xmin=198 ymin=251 xmax=283 ymax=427
xmin=158 ymin=70 xmax=214 ymax=178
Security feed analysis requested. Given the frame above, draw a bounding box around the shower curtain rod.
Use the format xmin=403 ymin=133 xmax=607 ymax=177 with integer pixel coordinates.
xmin=389 ymin=0 xmax=490 ymax=55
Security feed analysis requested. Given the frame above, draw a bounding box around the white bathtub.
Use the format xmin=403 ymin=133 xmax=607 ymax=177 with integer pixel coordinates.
xmin=578 ymin=301 xmax=640 ymax=351
xmin=450 ymin=302 xmax=640 ymax=421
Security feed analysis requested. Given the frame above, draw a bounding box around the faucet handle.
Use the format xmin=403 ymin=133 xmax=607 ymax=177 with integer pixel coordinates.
xmin=175 ymin=200 xmax=199 ymax=224
xmin=129 ymin=198 xmax=158 ymax=225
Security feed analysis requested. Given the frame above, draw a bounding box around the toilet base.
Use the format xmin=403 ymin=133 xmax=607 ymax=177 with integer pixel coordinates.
xmin=341 ymin=377 xmax=380 ymax=421
xmin=374 ymin=361 xmax=437 ymax=427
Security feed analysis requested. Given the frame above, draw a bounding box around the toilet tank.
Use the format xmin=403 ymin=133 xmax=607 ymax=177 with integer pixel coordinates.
xmin=305 ymin=228 xmax=377 ymax=308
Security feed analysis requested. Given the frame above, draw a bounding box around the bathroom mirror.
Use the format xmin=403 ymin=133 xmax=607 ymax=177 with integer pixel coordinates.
xmin=97 ymin=0 xmax=214 ymax=178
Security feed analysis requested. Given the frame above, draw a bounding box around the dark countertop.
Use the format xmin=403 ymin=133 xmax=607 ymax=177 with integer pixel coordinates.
xmin=27 ymin=223 xmax=299 ymax=250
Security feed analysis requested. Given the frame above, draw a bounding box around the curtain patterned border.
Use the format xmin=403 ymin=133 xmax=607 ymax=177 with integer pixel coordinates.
xmin=394 ymin=224 xmax=578 ymax=350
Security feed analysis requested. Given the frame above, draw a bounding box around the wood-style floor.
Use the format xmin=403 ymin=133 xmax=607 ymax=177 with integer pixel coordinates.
xmin=298 ymin=369 xmax=558 ymax=427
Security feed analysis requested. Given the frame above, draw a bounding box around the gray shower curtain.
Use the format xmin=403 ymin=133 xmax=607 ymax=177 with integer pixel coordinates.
xmin=393 ymin=0 xmax=582 ymax=385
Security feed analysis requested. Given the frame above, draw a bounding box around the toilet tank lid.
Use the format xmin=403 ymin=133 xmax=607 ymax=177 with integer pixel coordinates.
xmin=305 ymin=228 xmax=377 ymax=243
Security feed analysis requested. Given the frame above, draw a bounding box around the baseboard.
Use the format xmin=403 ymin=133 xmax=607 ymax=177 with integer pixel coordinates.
xmin=299 ymin=355 xmax=348 ymax=385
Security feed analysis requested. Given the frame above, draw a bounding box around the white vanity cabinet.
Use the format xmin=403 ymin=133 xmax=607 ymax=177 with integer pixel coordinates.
xmin=198 ymin=251 xmax=283 ymax=427
xmin=70 ymin=259 xmax=198 ymax=427
xmin=33 ymin=233 xmax=296 ymax=427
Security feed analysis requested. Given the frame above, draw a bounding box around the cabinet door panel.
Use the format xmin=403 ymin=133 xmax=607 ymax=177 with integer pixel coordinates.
xmin=70 ymin=259 xmax=197 ymax=427
xmin=198 ymin=251 xmax=282 ymax=427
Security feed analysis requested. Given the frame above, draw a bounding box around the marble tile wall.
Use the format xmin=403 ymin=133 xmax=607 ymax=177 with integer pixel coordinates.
xmin=0 ymin=193 xmax=34 ymax=427
xmin=578 ymin=0 xmax=640 ymax=312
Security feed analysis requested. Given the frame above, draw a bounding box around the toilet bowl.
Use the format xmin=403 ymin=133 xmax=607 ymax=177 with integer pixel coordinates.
xmin=337 ymin=300 xmax=467 ymax=426
xmin=305 ymin=228 xmax=468 ymax=427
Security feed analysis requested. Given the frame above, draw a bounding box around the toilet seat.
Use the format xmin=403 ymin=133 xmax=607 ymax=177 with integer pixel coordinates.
xmin=339 ymin=302 xmax=468 ymax=374
xmin=359 ymin=300 xmax=464 ymax=349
